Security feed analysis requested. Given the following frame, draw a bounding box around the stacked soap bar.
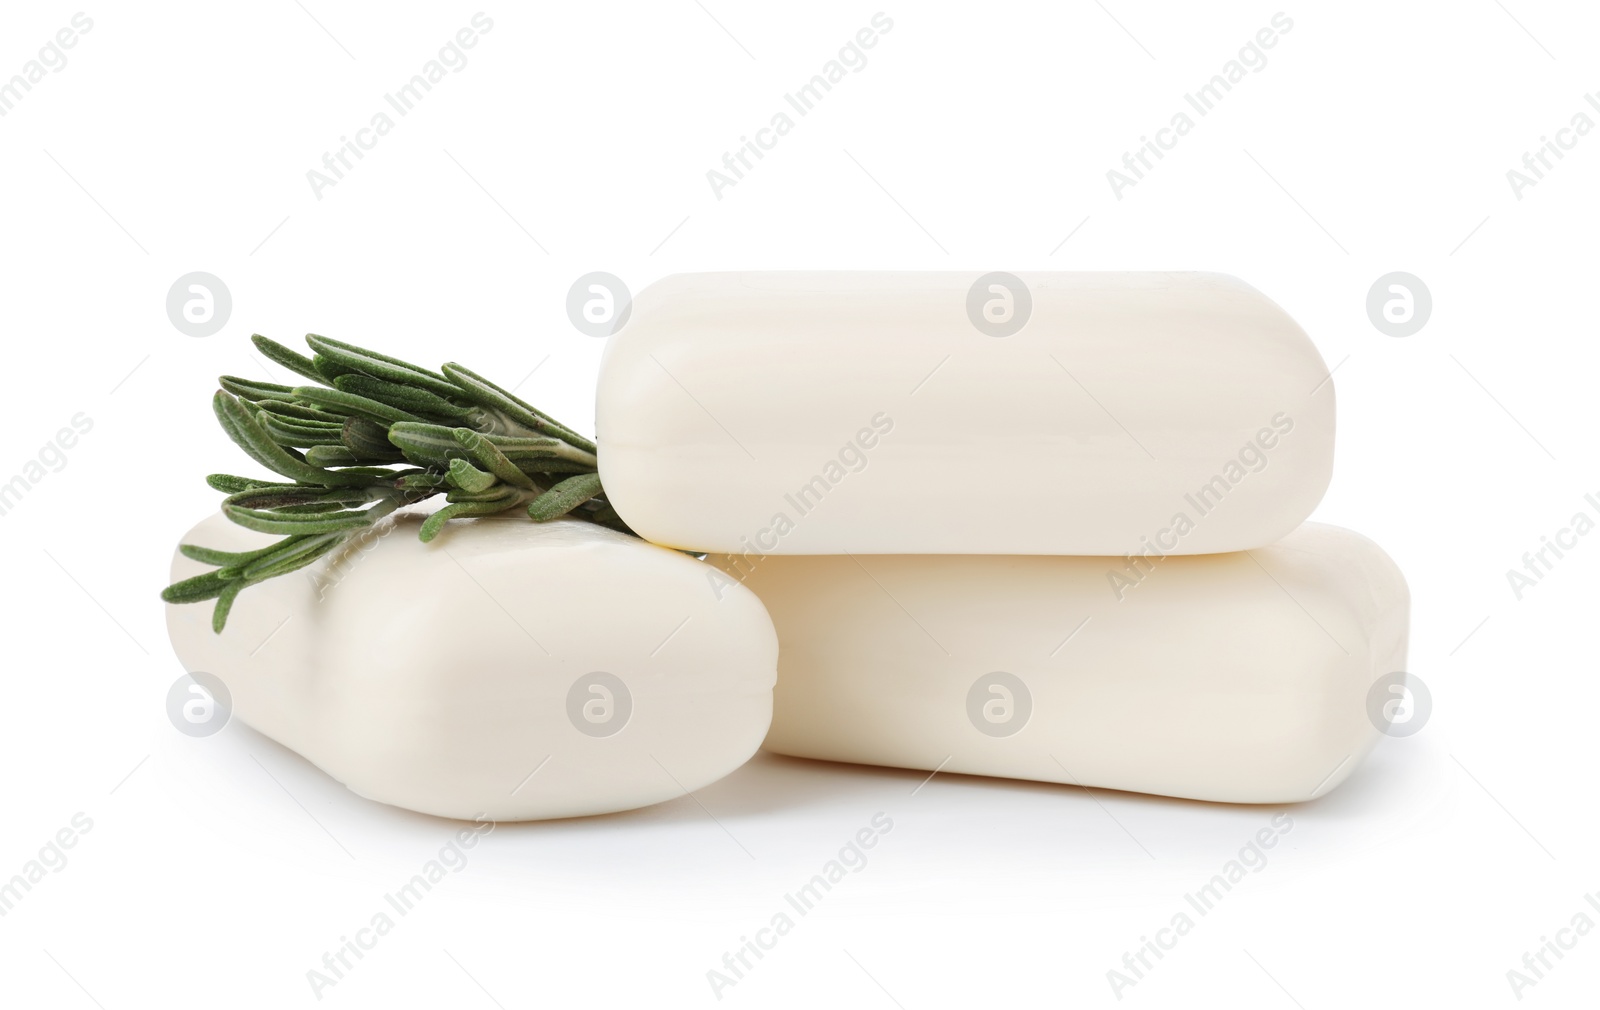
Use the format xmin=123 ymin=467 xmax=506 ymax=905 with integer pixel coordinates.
xmin=597 ymin=272 xmax=1335 ymax=555
xmin=597 ymin=272 xmax=1408 ymax=804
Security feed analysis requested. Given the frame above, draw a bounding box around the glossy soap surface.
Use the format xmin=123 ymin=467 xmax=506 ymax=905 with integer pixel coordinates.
xmin=598 ymin=271 xmax=1335 ymax=555
xmin=166 ymin=512 xmax=778 ymax=821
xmin=714 ymin=523 xmax=1408 ymax=804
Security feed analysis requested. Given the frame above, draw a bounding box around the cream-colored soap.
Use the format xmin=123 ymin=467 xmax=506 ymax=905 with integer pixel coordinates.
xmin=599 ymin=272 xmax=1335 ymax=555
xmin=714 ymin=523 xmax=1407 ymax=804
xmin=167 ymin=512 xmax=777 ymax=820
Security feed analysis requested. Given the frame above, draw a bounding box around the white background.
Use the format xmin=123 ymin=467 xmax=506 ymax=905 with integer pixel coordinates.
xmin=1 ymin=1 xmax=1596 ymax=1007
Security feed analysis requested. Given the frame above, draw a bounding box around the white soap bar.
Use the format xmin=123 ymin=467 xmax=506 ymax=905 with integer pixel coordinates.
xmin=713 ymin=523 xmax=1407 ymax=803
xmin=167 ymin=513 xmax=777 ymax=820
xmin=598 ymin=272 xmax=1334 ymax=555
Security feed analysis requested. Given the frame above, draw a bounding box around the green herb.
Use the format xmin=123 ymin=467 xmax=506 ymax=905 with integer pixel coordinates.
xmin=162 ymin=333 xmax=627 ymax=632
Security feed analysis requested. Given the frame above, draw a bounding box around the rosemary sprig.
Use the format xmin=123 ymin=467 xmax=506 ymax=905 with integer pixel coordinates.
xmin=163 ymin=333 xmax=627 ymax=632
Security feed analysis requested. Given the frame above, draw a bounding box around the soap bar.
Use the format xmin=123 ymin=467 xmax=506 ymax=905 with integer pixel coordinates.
xmin=166 ymin=512 xmax=777 ymax=820
xmin=713 ymin=523 xmax=1407 ymax=803
xmin=598 ymin=272 xmax=1334 ymax=555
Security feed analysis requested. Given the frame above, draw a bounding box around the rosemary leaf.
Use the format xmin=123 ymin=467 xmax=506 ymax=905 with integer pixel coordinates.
xmin=310 ymin=354 xmax=356 ymax=383
xmin=398 ymin=471 xmax=451 ymax=490
xmin=222 ymin=503 xmax=374 ymax=536
xmin=453 ymin=428 xmax=537 ymax=489
xmin=418 ymin=497 xmax=521 ymax=542
xmin=520 ymin=459 xmax=600 ymax=475
xmin=441 ymin=361 xmax=598 ymax=454
xmin=206 ymin=473 xmax=300 ymax=494
xmin=238 ymin=532 xmax=346 ymax=581
xmin=259 ymin=415 xmax=347 ymax=448
xmin=180 ymin=538 xmax=309 ymax=568
xmin=212 ymin=580 xmax=251 ymax=634
xmin=275 ymin=502 xmax=359 ymax=514
xmin=387 ymin=421 xmax=471 ymax=467
xmin=220 ymin=375 xmax=296 ymax=402
xmin=213 ymin=391 xmax=374 ymax=488
xmin=222 ymin=485 xmax=375 ymax=512
xmin=161 ymin=570 xmax=235 ymax=604
xmin=526 ymin=472 xmax=604 ymax=521
xmin=446 ymin=458 xmax=499 ymax=494
xmin=334 ymin=373 xmax=475 ymax=422
xmin=292 ymin=385 xmax=421 ymax=426
xmin=304 ymin=445 xmax=361 ymax=467
xmin=339 ymin=417 xmax=405 ymax=462
xmin=256 ymin=399 xmax=351 ymax=424
xmin=333 ymin=466 xmax=417 ymax=479
xmin=482 ymin=434 xmax=564 ymax=452
xmin=446 ymin=485 xmax=521 ymax=504
xmin=251 ymin=334 xmax=327 ymax=385
xmin=307 ymin=334 xmax=464 ymax=400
